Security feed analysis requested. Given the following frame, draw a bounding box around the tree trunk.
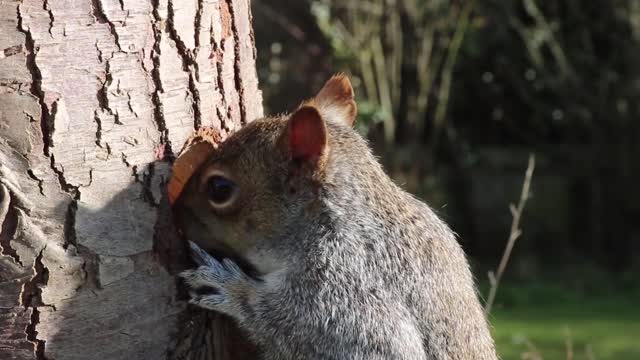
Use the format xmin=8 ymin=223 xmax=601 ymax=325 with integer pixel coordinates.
xmin=0 ymin=0 xmax=262 ymax=358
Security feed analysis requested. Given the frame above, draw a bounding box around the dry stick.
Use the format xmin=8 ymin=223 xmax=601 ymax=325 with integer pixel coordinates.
xmin=371 ymin=36 xmax=395 ymax=144
xmin=414 ymin=28 xmax=435 ymax=135
xmin=585 ymin=345 xmax=597 ymax=360
xmin=522 ymin=337 xmax=544 ymax=360
xmin=388 ymin=9 xmax=402 ymax=112
xmin=564 ymin=327 xmax=574 ymax=360
xmin=522 ymin=0 xmax=573 ymax=77
xmin=253 ymin=1 xmax=307 ymax=42
xmin=430 ymin=0 xmax=475 ymax=151
xmin=484 ymin=154 xmax=536 ymax=315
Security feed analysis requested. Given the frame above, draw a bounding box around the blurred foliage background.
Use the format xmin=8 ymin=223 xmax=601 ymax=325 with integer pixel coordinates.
xmin=251 ymin=0 xmax=640 ymax=358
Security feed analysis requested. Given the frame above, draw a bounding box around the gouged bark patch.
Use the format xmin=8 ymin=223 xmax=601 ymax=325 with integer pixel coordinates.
xmin=0 ymin=185 xmax=21 ymax=266
xmin=23 ymin=250 xmax=49 ymax=359
xmin=219 ymin=0 xmax=232 ymax=39
xmin=227 ymin=0 xmax=245 ymax=124
xmin=16 ymin=3 xmax=53 ymax=157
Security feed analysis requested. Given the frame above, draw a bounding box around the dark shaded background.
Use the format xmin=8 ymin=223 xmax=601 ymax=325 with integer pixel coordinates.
xmin=251 ymin=1 xmax=640 ymax=358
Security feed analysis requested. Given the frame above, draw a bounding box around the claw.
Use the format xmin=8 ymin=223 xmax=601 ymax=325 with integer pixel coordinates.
xmin=188 ymin=290 xmax=229 ymax=311
xmin=178 ymin=269 xmax=193 ymax=281
xmin=180 ymin=246 xmax=250 ymax=316
xmin=188 ymin=291 xmax=201 ymax=302
xmin=222 ymin=258 xmax=245 ymax=278
xmin=188 ymin=240 xmax=217 ymax=267
xmin=196 ymin=293 xmax=228 ymax=309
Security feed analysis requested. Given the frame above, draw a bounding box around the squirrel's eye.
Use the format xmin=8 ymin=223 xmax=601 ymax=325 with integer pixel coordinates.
xmin=206 ymin=175 xmax=237 ymax=207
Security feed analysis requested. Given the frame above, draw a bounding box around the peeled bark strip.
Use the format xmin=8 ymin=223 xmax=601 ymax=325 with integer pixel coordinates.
xmin=0 ymin=0 xmax=262 ymax=359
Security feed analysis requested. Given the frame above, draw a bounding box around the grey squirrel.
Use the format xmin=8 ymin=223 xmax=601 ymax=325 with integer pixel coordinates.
xmin=175 ymin=74 xmax=498 ymax=359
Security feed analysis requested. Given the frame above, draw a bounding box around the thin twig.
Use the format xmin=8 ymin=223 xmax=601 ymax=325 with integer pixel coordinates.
xmin=564 ymin=327 xmax=574 ymax=360
xmin=430 ymin=0 xmax=475 ymax=150
xmin=414 ymin=27 xmax=435 ymax=134
xmin=522 ymin=0 xmax=573 ymax=77
xmin=485 ymin=154 xmax=536 ymax=315
xmin=521 ymin=336 xmax=544 ymax=360
xmin=371 ymin=36 xmax=395 ymax=144
xmin=253 ymin=1 xmax=306 ymax=42
xmin=585 ymin=344 xmax=597 ymax=360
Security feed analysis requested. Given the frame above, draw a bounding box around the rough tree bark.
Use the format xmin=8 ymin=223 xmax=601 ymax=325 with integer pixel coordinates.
xmin=0 ymin=0 xmax=262 ymax=359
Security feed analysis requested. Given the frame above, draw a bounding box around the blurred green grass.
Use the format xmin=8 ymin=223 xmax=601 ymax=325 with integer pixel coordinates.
xmin=485 ymin=281 xmax=640 ymax=360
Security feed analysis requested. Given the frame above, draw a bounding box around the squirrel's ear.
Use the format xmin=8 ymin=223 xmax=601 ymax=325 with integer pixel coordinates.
xmin=313 ymin=73 xmax=357 ymax=127
xmin=283 ymin=105 xmax=328 ymax=167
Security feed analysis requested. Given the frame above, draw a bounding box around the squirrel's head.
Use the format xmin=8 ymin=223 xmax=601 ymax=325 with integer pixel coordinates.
xmin=175 ymin=74 xmax=358 ymax=271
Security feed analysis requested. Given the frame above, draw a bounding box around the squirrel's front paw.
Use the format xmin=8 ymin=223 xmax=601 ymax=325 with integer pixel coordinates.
xmin=180 ymin=241 xmax=253 ymax=319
